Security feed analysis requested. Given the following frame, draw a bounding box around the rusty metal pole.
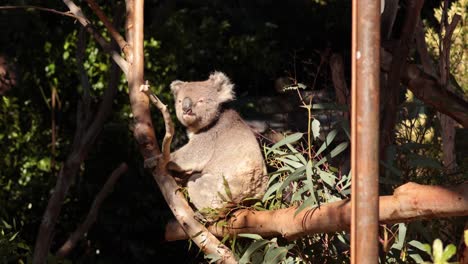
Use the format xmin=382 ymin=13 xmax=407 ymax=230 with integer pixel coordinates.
xmin=350 ymin=0 xmax=381 ymax=263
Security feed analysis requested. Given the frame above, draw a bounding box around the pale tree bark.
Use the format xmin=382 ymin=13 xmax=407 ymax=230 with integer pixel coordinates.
xmin=166 ymin=182 xmax=468 ymax=241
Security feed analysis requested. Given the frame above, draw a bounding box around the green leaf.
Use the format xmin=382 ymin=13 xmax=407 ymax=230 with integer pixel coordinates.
xmin=329 ymin=142 xmax=349 ymax=158
xmin=277 ymin=157 xmax=305 ymax=169
xmin=238 ymin=233 xmax=263 ymax=240
xmin=408 ymin=253 xmax=424 ymax=263
xmin=16 ymin=242 xmax=30 ymax=250
xmin=392 ymin=223 xmax=407 ymax=250
xmin=263 ymin=246 xmax=289 ymax=264
xmin=315 ymin=129 xmax=338 ymax=158
xmin=263 ymin=182 xmax=281 ymax=202
xmin=432 ymin=239 xmax=443 ymax=262
xmin=317 ymin=169 xmax=336 ymax=187
xmin=277 ymin=166 xmax=306 ymax=197
xmin=441 ymin=244 xmax=456 ymax=261
xmin=222 ymin=175 xmax=233 ymax=200
xmin=9 ymin=231 xmax=19 ymax=241
xmin=465 ymin=229 xmax=468 ymax=246
xmin=315 ymin=142 xmax=349 ymax=168
xmin=295 ymin=196 xmax=317 ymax=216
xmin=267 ymin=133 xmax=303 ymax=155
xmin=409 ymin=240 xmax=431 ymax=255
xmin=2 ymin=220 xmax=12 ymax=229
xmin=37 ymin=158 xmax=51 ymax=172
xmin=239 ymin=239 xmax=270 ymax=264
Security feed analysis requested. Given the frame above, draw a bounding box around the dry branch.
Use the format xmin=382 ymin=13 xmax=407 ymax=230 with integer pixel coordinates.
xmin=166 ymin=182 xmax=468 ymax=241
xmin=0 ymin=5 xmax=80 ymax=19
xmin=56 ymin=163 xmax=128 ymax=257
xmin=32 ymin=15 xmax=121 ymax=262
xmin=62 ymin=0 xmax=129 ymax=75
xmin=84 ymin=0 xmax=131 ymax=59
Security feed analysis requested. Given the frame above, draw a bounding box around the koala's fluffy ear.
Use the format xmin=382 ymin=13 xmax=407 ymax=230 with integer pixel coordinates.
xmin=170 ymin=80 xmax=184 ymax=95
xmin=209 ymin=71 xmax=235 ymax=103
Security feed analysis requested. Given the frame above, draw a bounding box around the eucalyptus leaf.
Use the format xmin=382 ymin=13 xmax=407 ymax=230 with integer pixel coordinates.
xmin=267 ymin=133 xmax=303 ymax=155
xmin=315 ymin=129 xmax=338 ymax=158
xmin=239 ymin=239 xmax=270 ymax=264
xmin=277 ymin=166 xmax=306 ymax=197
xmin=263 ymin=246 xmax=288 ymax=264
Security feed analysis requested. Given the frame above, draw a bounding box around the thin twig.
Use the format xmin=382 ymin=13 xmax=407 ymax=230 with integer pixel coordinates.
xmin=62 ymin=0 xmax=129 ymax=76
xmin=84 ymin=0 xmax=131 ymax=59
xmin=56 ymin=163 xmax=128 ymax=257
xmin=0 ymin=5 xmax=79 ymax=19
xmin=141 ymin=85 xmax=174 ymax=164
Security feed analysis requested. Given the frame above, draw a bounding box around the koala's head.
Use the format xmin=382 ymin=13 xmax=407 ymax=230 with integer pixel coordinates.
xmin=170 ymin=71 xmax=235 ymax=132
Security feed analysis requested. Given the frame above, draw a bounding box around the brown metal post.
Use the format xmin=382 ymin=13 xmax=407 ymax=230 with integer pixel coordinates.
xmin=350 ymin=0 xmax=381 ymax=263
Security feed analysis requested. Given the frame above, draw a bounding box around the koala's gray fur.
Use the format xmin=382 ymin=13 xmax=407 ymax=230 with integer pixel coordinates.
xmin=169 ymin=72 xmax=268 ymax=211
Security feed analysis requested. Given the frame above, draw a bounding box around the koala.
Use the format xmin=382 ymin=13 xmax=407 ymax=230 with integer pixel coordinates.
xmin=169 ymin=72 xmax=268 ymax=213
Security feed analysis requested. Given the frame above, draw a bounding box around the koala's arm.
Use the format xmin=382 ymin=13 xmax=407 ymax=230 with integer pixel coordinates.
xmin=168 ymin=137 xmax=214 ymax=174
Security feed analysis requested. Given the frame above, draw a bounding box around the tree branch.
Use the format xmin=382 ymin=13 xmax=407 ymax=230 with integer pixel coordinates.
xmin=397 ymin=63 xmax=468 ymax=128
xmin=33 ymin=24 xmax=121 ymax=264
xmin=0 ymin=5 xmax=79 ymax=19
xmin=84 ymin=0 xmax=131 ymax=59
xmin=62 ymin=0 xmax=129 ymax=76
xmin=56 ymin=163 xmax=128 ymax=258
xmin=166 ymin=182 xmax=468 ymax=241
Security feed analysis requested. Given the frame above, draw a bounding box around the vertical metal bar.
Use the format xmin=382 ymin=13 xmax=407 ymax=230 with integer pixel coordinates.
xmin=351 ymin=0 xmax=381 ymax=263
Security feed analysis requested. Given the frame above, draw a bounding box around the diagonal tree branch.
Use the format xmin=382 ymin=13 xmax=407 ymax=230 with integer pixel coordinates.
xmin=32 ymin=10 xmax=122 ymax=263
xmin=62 ymin=0 xmax=129 ymax=76
xmin=56 ymin=163 xmax=128 ymax=258
xmin=84 ymin=0 xmax=131 ymax=59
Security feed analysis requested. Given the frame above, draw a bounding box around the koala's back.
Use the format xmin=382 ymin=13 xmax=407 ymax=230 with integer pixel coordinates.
xmin=187 ymin=109 xmax=267 ymax=210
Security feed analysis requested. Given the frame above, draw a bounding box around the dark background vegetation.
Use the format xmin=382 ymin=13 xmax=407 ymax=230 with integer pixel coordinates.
xmin=0 ymin=0 xmax=465 ymax=263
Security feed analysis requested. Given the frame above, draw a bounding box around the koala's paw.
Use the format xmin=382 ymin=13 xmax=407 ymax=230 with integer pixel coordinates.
xmin=144 ymin=154 xmax=162 ymax=169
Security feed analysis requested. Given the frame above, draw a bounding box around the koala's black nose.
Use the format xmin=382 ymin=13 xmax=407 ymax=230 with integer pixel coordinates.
xmin=182 ymin=97 xmax=193 ymax=113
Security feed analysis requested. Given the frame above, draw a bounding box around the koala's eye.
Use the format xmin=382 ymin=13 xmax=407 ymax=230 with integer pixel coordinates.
xmin=198 ymin=98 xmax=204 ymax=103
xmin=178 ymin=99 xmax=182 ymax=103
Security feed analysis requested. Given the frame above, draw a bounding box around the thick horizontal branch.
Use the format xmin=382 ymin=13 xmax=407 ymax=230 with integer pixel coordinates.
xmin=165 ymin=182 xmax=468 ymax=241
